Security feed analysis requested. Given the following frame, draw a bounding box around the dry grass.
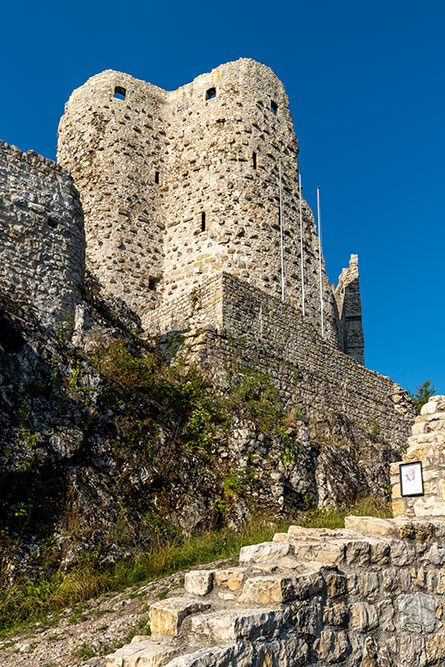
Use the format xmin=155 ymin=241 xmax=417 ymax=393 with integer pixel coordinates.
xmin=0 ymin=515 xmax=285 ymax=636
xmin=0 ymin=496 xmax=390 ymax=637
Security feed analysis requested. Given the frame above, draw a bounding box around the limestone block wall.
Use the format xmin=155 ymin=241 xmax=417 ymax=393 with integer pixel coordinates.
xmin=0 ymin=140 xmax=84 ymax=330
xmin=58 ymin=58 xmax=362 ymax=352
xmin=108 ymin=516 xmax=445 ymax=666
xmin=145 ymin=273 xmax=224 ymax=335
xmin=213 ymin=275 xmax=413 ymax=444
xmin=392 ymin=395 xmax=445 ymax=518
xmin=148 ymin=272 xmax=414 ymax=446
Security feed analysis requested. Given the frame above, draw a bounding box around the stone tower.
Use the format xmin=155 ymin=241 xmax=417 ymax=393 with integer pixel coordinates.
xmin=58 ymin=58 xmax=363 ymax=359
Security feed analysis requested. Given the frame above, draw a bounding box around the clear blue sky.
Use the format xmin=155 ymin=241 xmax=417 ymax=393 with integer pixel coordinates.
xmin=2 ymin=0 xmax=444 ymax=395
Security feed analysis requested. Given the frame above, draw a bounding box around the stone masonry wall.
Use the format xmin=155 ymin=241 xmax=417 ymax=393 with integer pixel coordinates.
xmin=334 ymin=253 xmax=364 ymax=365
xmin=57 ymin=70 xmax=167 ymax=315
xmin=150 ymin=272 xmax=414 ymax=446
xmin=57 ymin=58 xmax=363 ymax=354
xmin=108 ymin=516 xmax=445 ymax=666
xmin=161 ymin=59 xmax=340 ymax=347
xmin=211 ymin=275 xmax=412 ymax=444
xmin=392 ymin=395 xmax=445 ymax=518
xmin=0 ymin=140 xmax=85 ymax=330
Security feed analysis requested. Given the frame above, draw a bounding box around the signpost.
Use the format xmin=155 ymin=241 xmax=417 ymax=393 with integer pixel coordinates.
xmin=399 ymin=461 xmax=424 ymax=497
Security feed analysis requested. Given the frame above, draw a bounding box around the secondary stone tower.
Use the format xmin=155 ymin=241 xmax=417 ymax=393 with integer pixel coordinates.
xmin=58 ymin=58 xmax=364 ymax=362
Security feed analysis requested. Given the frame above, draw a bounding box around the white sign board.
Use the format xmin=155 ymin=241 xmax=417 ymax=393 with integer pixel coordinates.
xmin=399 ymin=461 xmax=424 ymax=497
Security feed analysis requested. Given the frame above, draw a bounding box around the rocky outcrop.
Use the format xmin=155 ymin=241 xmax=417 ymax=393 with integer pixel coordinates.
xmin=108 ymin=517 xmax=445 ymax=666
xmin=0 ymin=280 xmax=411 ymax=580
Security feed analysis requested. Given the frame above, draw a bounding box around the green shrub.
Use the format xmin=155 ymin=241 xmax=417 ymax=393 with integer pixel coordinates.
xmin=410 ymin=380 xmax=436 ymax=413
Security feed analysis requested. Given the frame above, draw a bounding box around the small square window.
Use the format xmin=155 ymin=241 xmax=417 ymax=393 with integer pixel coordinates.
xmin=114 ymin=86 xmax=126 ymax=101
xmin=148 ymin=276 xmax=159 ymax=291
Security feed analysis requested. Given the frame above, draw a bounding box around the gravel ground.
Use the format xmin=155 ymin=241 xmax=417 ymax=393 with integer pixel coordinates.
xmin=0 ymin=559 xmax=232 ymax=666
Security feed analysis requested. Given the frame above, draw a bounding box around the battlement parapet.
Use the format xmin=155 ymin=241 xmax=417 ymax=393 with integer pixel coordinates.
xmin=0 ymin=139 xmax=68 ymax=175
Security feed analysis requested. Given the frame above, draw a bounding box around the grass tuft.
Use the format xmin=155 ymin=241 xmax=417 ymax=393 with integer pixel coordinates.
xmin=0 ymin=516 xmax=284 ymax=637
xmin=0 ymin=497 xmax=389 ymax=638
xmin=293 ymin=496 xmax=391 ymax=530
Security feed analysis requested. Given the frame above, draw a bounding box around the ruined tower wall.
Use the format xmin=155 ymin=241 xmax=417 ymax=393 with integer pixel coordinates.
xmin=57 ymin=70 xmax=168 ymax=314
xmin=58 ymin=59 xmax=349 ymax=349
xmin=163 ymin=59 xmax=341 ymax=346
xmin=333 ymin=254 xmax=364 ymax=364
xmin=0 ymin=140 xmax=84 ymax=330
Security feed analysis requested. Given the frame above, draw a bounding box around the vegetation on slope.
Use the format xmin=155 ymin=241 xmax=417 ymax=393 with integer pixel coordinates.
xmin=0 ymin=496 xmax=390 ymax=636
xmin=0 ymin=280 xmax=409 ymax=640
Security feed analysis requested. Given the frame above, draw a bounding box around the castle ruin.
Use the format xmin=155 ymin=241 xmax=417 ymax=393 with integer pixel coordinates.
xmin=0 ymin=58 xmax=414 ymax=455
xmin=57 ymin=58 xmax=364 ymax=363
xmin=2 ymin=59 xmax=443 ymax=667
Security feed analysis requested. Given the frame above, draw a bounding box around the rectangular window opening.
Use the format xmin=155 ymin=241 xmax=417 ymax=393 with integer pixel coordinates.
xmin=155 ymin=171 xmax=160 ymax=184
xmin=201 ymin=212 xmax=206 ymax=232
xmin=253 ymin=152 xmax=257 ymax=169
xmin=148 ymin=276 xmax=159 ymax=291
xmin=114 ymin=86 xmax=126 ymax=101
xmin=270 ymin=100 xmax=278 ymax=114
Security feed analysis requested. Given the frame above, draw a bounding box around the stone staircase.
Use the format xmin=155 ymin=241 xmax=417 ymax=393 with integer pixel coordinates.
xmin=106 ymin=516 xmax=445 ymax=666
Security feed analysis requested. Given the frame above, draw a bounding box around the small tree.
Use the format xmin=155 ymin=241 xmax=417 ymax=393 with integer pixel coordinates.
xmin=410 ymin=380 xmax=436 ymax=413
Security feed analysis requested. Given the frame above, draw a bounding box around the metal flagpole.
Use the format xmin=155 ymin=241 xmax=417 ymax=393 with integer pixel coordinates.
xmin=298 ymin=173 xmax=305 ymax=319
xmin=317 ymin=187 xmax=325 ymax=339
xmin=279 ymin=159 xmax=285 ymax=302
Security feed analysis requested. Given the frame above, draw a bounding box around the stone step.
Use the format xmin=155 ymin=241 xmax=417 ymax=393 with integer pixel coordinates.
xmin=184 ymin=567 xmax=247 ymax=598
xmin=214 ymin=567 xmax=246 ymax=597
xmin=106 ymin=638 xmax=179 ymax=666
xmin=150 ymin=598 xmax=211 ymax=637
xmin=189 ymin=606 xmax=290 ymax=643
xmin=287 ymin=525 xmax=354 ymax=539
xmin=239 ymin=540 xmax=290 ymax=565
xmin=274 ymin=533 xmax=346 ymax=566
xmin=274 ymin=529 xmax=390 ymax=568
xmin=114 ymin=636 xmax=311 ymax=667
xmin=238 ymin=570 xmax=324 ymax=604
xmin=239 ymin=575 xmax=294 ymax=604
xmin=184 ymin=563 xmax=325 ymax=605
xmin=162 ymin=643 xmax=242 ymax=667
xmin=344 ymin=515 xmax=399 ymax=538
